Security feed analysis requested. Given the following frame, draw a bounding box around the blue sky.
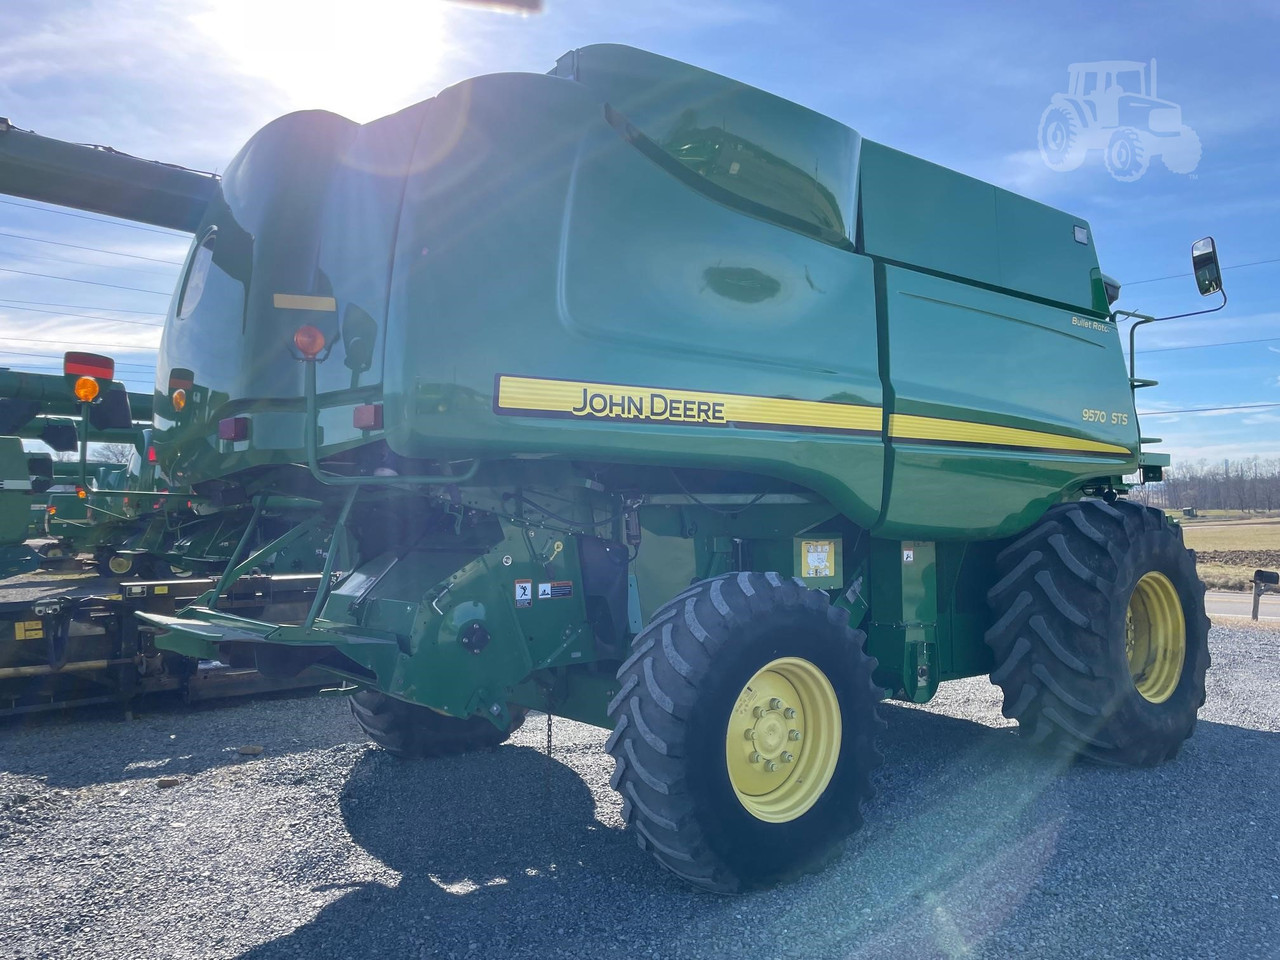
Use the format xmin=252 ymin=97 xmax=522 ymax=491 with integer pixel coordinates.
xmin=1 ymin=0 xmax=1277 ymax=463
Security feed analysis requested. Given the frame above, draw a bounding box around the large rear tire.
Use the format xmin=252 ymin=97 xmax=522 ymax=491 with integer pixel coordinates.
xmin=606 ymin=571 xmax=883 ymax=892
xmin=985 ymin=499 xmax=1210 ymax=765
xmin=349 ymin=690 xmax=526 ymax=758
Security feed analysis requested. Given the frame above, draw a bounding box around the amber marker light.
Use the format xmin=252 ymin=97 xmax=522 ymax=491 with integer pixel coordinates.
xmin=293 ymin=325 xmax=326 ymax=358
xmin=172 ymin=388 xmax=187 ymax=412
xmin=77 ymin=488 xmax=87 ymax=499
xmin=73 ymin=376 xmax=100 ymax=402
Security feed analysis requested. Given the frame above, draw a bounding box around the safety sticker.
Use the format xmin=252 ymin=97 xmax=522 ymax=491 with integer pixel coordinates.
xmin=802 ymin=540 xmax=835 ymax=579
xmin=15 ymin=620 xmax=43 ymax=641
xmin=514 ymin=579 xmax=532 ymax=608
xmin=538 ymin=581 xmax=573 ymax=599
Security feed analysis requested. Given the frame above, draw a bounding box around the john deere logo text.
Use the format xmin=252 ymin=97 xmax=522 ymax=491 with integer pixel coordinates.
xmin=570 ymin=388 xmax=726 ymax=423
xmin=493 ymin=375 xmax=883 ymax=437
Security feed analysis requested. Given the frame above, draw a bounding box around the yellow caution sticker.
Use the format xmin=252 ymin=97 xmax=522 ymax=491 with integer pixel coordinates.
xmin=15 ymin=620 xmax=43 ymax=641
xmin=801 ymin=540 xmax=836 ymax=579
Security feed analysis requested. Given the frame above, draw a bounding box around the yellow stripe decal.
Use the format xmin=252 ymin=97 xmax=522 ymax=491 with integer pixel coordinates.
xmin=494 ymin=375 xmax=1130 ymax=457
xmin=272 ymin=294 xmax=337 ymax=312
xmin=495 ymin=376 xmax=881 ymax=435
xmin=889 ymin=413 xmax=1131 ymax=457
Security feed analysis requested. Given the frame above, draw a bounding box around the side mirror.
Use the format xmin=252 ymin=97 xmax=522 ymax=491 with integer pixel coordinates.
xmin=1192 ymin=237 xmax=1222 ymax=296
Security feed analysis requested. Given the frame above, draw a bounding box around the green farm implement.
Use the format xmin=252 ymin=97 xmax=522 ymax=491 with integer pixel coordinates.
xmin=2 ymin=45 xmax=1225 ymax=891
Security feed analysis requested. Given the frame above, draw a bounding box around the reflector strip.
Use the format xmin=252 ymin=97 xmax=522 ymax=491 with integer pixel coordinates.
xmin=64 ymin=351 xmax=114 ymax=379
xmin=353 ymin=404 xmax=383 ymax=430
xmin=218 ymin=417 xmax=249 ymax=441
xmin=273 ymin=294 xmax=337 ymax=312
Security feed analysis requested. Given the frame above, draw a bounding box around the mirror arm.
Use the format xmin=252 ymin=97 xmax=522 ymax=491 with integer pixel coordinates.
xmin=1115 ymin=287 xmax=1227 ymax=382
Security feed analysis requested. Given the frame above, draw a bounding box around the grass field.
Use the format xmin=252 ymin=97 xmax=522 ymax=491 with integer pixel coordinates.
xmin=1178 ymin=518 xmax=1280 ymax=590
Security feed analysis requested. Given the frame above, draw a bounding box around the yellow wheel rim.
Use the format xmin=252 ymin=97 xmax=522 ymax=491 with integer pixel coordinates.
xmin=725 ymin=657 xmax=841 ymax=823
xmin=107 ymin=555 xmax=132 ymax=575
xmin=1125 ymin=571 xmax=1186 ymax=703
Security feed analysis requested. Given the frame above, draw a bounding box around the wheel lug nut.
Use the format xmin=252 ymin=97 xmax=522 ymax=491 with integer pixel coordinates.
xmin=788 ymin=730 xmax=801 ymax=741
xmin=744 ymin=730 xmax=757 ymax=740
xmin=780 ymin=752 xmax=794 ymax=763
xmin=783 ymin=707 xmax=796 ymax=719
xmin=768 ymin=698 xmax=783 ymax=711
xmin=764 ymin=760 xmax=778 ymax=772
xmin=749 ymin=752 xmax=761 ymax=763
xmin=753 ymin=706 xmax=767 ymax=718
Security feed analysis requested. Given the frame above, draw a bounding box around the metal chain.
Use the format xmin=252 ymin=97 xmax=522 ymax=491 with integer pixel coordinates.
xmin=545 ymin=709 xmax=553 ymax=758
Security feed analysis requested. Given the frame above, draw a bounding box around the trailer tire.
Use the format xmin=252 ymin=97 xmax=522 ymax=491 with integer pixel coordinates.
xmin=985 ymin=499 xmax=1210 ymax=765
xmin=606 ymin=571 xmax=883 ymax=892
xmin=96 ymin=551 xmax=136 ymax=578
xmin=349 ymin=690 xmax=526 ymax=758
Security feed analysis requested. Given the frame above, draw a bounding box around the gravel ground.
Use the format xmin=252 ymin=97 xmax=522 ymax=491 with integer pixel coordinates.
xmin=2 ymin=623 xmax=1278 ymax=960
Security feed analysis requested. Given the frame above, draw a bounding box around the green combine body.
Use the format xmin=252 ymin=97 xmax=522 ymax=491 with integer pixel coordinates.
xmin=136 ymin=45 xmax=1215 ymax=891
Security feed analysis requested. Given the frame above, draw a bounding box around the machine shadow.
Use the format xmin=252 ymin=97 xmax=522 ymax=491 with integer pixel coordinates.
xmin=0 ymin=692 xmax=363 ymax=790
xmin=236 ymin=741 xmax=662 ymax=960
xmin=236 ymin=706 xmax=1280 ymax=960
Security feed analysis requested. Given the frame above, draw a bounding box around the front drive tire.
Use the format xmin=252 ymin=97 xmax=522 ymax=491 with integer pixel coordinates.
xmin=606 ymin=571 xmax=884 ymax=893
xmin=985 ymin=499 xmax=1210 ymax=766
xmin=1105 ymin=127 xmax=1149 ymax=181
xmin=349 ymin=690 xmax=527 ymax=758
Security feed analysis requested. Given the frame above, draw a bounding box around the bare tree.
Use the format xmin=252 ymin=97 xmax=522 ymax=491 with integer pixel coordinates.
xmin=92 ymin=442 xmax=135 ymax=464
xmin=1129 ymin=457 xmax=1280 ymax=513
xmin=50 ymin=441 xmax=135 ymax=464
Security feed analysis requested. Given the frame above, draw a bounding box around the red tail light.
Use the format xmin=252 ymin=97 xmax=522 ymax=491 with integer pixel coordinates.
xmin=147 ymin=446 xmax=157 ymax=463
xmin=353 ymin=404 xmax=383 ymax=430
xmin=218 ymin=417 xmax=249 ymax=442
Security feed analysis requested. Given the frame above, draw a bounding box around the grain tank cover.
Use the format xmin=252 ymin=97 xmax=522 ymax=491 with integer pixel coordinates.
xmin=552 ymin=44 xmax=860 ymax=246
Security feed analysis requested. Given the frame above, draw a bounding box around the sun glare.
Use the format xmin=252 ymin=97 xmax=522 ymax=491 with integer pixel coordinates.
xmin=190 ymin=0 xmax=455 ymax=122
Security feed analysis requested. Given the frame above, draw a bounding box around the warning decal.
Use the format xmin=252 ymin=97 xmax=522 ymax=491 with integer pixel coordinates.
xmin=537 ymin=581 xmax=573 ymax=599
xmin=802 ymin=540 xmax=835 ymax=579
xmin=514 ymin=579 xmax=532 ymax=608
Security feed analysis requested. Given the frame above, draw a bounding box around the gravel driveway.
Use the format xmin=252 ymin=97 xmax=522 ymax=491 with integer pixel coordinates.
xmin=3 ymin=620 xmax=1278 ymax=960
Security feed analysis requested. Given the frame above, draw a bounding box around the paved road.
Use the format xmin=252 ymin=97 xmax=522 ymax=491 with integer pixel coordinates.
xmin=1206 ymin=589 xmax=1280 ymax=620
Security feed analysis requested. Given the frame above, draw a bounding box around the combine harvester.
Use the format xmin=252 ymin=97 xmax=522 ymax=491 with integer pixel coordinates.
xmin=0 ymin=358 xmax=147 ymax=576
xmin=0 ymin=359 xmax=329 ymax=715
xmin=0 ymin=46 xmax=1227 ymax=889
